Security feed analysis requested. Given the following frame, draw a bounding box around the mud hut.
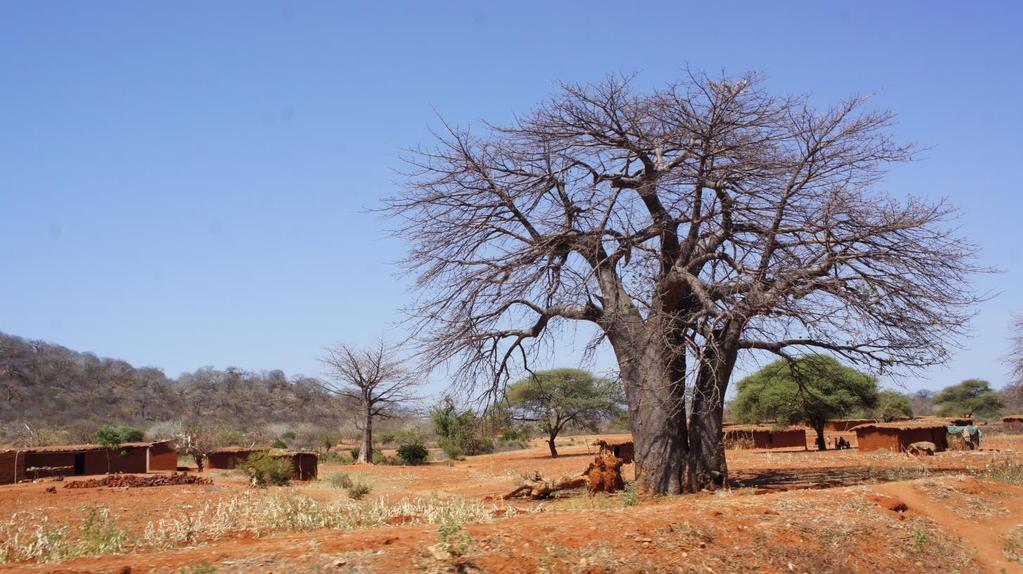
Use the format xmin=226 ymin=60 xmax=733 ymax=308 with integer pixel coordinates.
xmin=205 ymin=447 xmax=263 ymax=470
xmin=723 ymin=425 xmax=807 ymax=450
xmin=148 ymin=440 xmax=179 ymax=471
xmin=0 ymin=449 xmax=25 ymax=484
xmin=851 ymin=420 xmax=949 ymax=453
xmin=1003 ymin=415 xmax=1023 ymax=431
xmin=0 ymin=442 xmax=176 ymax=483
xmin=271 ymin=449 xmax=319 ymax=480
xmin=595 ymin=440 xmax=635 ymax=464
xmin=206 ymin=447 xmax=318 ymax=480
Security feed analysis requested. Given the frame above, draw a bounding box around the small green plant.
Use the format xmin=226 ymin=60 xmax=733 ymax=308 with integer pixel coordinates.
xmin=436 ymin=513 xmax=472 ymax=557
xmin=238 ymin=452 xmax=293 ymax=487
xmin=914 ymin=526 xmax=929 ymax=547
xmin=620 ymin=482 xmax=639 ymax=507
xmin=346 ymin=482 xmax=372 ymax=500
xmin=349 ymin=447 xmax=385 ymax=462
xmin=186 ymin=563 xmax=217 ymax=574
xmin=327 ymin=472 xmax=354 ymax=489
xmin=1003 ymin=525 xmax=1023 ymax=563
xmin=397 ymin=442 xmax=429 ymax=465
xmin=271 ymin=438 xmax=288 ymax=449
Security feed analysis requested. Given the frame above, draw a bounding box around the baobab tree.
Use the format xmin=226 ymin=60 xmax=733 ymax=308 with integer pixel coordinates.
xmin=387 ymin=71 xmax=982 ymax=494
xmin=320 ymin=341 xmax=419 ymax=464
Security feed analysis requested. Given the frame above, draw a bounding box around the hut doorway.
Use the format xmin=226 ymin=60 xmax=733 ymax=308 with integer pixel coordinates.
xmin=73 ymin=453 xmax=85 ymax=475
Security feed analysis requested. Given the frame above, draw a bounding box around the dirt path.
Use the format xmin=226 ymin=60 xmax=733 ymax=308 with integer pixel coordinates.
xmin=880 ymin=480 xmax=1021 ymax=573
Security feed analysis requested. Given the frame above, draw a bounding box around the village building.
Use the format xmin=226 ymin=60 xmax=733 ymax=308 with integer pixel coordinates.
xmin=723 ymin=425 xmax=808 ymax=450
xmin=1003 ymin=415 xmax=1023 ymax=430
xmin=205 ymin=447 xmax=318 ymax=480
xmin=0 ymin=441 xmax=178 ymax=484
xmin=851 ymin=420 xmax=950 ymax=453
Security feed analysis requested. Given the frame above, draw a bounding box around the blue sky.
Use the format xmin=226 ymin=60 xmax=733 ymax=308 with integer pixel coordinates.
xmin=2 ymin=1 xmax=1021 ymax=397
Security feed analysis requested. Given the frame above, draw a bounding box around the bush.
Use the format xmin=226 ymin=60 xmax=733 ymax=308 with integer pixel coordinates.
xmin=327 ymin=472 xmax=353 ymax=489
xmin=349 ymin=447 xmax=385 ymax=463
xmin=118 ymin=427 xmax=145 ymax=442
xmin=432 ymin=397 xmax=494 ymax=459
xmin=271 ymin=438 xmax=288 ymax=449
xmin=397 ymin=442 xmax=429 ymax=465
xmin=320 ymin=450 xmax=353 ymax=465
xmin=438 ymin=438 xmax=464 ymax=461
xmin=238 ymin=452 xmax=293 ymax=487
xmin=315 ymin=475 xmax=371 ymax=498
xmin=346 ymin=482 xmax=372 ymax=500
xmin=377 ymin=432 xmax=397 ymax=445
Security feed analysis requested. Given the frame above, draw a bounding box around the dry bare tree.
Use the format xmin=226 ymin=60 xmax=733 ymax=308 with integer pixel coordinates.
xmin=320 ymin=340 xmax=419 ymax=463
xmin=387 ymin=70 xmax=983 ymax=494
xmin=1008 ymin=315 xmax=1023 ymax=409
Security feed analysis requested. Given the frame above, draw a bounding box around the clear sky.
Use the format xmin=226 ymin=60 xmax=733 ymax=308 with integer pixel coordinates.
xmin=2 ymin=1 xmax=1021 ymax=397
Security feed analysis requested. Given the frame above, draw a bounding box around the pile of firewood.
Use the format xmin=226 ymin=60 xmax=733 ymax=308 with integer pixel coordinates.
xmin=64 ymin=472 xmax=213 ymax=489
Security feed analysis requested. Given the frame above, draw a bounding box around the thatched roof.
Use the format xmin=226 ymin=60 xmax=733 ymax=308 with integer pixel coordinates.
xmin=269 ymin=449 xmax=318 ymax=457
xmin=851 ymin=420 xmax=950 ymax=432
xmin=1003 ymin=415 xmax=1023 ymax=423
xmin=723 ymin=425 xmax=807 ymax=433
xmin=209 ymin=446 xmax=264 ymax=454
xmin=15 ymin=441 xmax=162 ymax=454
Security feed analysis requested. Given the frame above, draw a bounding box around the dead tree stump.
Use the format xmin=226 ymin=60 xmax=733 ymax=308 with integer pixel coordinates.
xmin=502 ymin=453 xmax=625 ymax=499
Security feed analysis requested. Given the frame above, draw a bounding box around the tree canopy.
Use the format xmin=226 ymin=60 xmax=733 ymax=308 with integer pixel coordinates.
xmin=506 ymin=368 xmax=624 ymax=457
xmin=731 ymin=356 xmax=878 ymax=449
xmin=933 ymin=379 xmax=1005 ymax=419
xmin=862 ymin=390 xmax=914 ymax=422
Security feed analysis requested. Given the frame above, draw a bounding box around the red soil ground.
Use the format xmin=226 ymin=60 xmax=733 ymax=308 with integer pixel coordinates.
xmin=1 ymin=433 xmax=1021 ymax=573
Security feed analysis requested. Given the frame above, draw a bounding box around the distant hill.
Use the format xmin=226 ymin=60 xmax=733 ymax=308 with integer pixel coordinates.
xmin=0 ymin=331 xmax=350 ymax=444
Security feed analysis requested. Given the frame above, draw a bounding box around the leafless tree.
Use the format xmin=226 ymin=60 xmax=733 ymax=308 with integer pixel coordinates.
xmin=320 ymin=341 xmax=420 ymax=464
xmin=1007 ymin=315 xmax=1023 ymax=409
xmin=387 ymin=70 xmax=983 ymax=494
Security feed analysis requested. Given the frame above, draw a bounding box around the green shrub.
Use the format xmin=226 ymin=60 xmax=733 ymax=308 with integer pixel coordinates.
xmin=377 ymin=432 xmax=397 ymax=445
xmin=271 ymin=438 xmax=288 ymax=449
xmin=349 ymin=447 xmax=385 ymax=463
xmin=118 ymin=427 xmax=145 ymax=442
xmin=319 ymin=451 xmax=352 ymax=465
xmin=620 ymin=482 xmax=639 ymax=507
xmin=238 ymin=452 xmax=293 ymax=487
xmin=432 ymin=397 xmax=495 ymax=459
xmin=438 ymin=438 xmax=464 ymax=461
xmin=346 ymin=482 xmax=372 ymax=500
xmin=397 ymin=442 xmax=429 ymax=465
xmin=327 ymin=472 xmax=353 ymax=489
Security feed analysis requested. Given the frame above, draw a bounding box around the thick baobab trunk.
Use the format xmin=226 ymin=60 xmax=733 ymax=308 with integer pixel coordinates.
xmin=359 ymin=404 xmax=373 ymax=464
xmin=687 ymin=325 xmax=741 ymax=492
xmin=615 ymin=337 xmax=689 ymax=495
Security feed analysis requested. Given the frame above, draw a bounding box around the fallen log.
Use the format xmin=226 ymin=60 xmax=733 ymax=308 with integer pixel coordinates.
xmin=503 ymin=452 xmax=624 ymax=499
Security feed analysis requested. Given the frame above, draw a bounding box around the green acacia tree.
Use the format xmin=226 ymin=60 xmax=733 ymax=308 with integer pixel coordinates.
xmin=95 ymin=425 xmax=127 ymax=473
xmin=933 ymin=379 xmax=1005 ymax=419
xmin=731 ymin=356 xmax=878 ymax=450
xmin=506 ymin=369 xmax=624 ymax=458
xmin=856 ymin=390 xmax=914 ymax=422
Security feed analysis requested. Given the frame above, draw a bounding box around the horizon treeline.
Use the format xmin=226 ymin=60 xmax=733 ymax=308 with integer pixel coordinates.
xmin=0 ymin=330 xmax=353 ymax=445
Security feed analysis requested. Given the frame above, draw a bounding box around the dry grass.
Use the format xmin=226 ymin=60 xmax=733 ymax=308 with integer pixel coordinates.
xmin=0 ymin=492 xmax=525 ymax=564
